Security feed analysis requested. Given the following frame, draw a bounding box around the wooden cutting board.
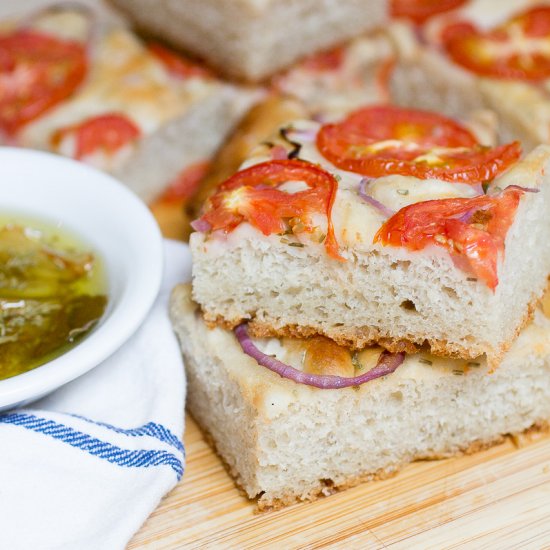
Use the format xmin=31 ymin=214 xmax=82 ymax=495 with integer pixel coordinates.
xmin=128 ymin=414 xmax=550 ymax=548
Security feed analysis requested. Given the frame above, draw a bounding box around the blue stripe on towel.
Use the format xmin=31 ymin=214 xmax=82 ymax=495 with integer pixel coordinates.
xmin=67 ymin=413 xmax=185 ymax=455
xmin=0 ymin=413 xmax=184 ymax=479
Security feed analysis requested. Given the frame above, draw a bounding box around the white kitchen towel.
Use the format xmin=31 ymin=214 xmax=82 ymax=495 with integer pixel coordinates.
xmin=0 ymin=239 xmax=190 ymax=550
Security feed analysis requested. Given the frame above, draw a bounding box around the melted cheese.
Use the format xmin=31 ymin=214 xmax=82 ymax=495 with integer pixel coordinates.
xmin=368 ymin=175 xmax=479 ymax=210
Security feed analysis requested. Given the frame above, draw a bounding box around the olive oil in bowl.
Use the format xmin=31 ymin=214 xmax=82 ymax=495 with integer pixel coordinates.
xmin=0 ymin=214 xmax=108 ymax=380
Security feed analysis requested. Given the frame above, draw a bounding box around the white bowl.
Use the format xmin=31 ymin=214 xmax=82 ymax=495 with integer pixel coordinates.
xmin=0 ymin=147 xmax=163 ymax=410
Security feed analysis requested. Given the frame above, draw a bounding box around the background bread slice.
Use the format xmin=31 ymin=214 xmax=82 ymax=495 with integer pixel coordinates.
xmin=387 ymin=13 xmax=550 ymax=152
xmin=170 ymin=283 xmax=550 ymax=510
xmin=112 ymin=87 xmax=253 ymax=203
xmin=388 ymin=22 xmax=485 ymax=119
xmin=109 ymin=0 xmax=388 ymax=82
xmin=15 ymin=16 xmax=257 ymax=204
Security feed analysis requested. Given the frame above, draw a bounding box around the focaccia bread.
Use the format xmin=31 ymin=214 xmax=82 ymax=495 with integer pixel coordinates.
xmin=190 ymin=105 xmax=550 ymax=366
xmin=171 ymin=283 xmax=550 ymax=510
xmin=2 ymin=8 xmax=254 ymax=202
xmin=109 ymin=0 xmax=388 ymax=82
xmin=186 ymin=95 xmax=308 ymax=223
xmin=389 ymin=0 xmax=550 ymax=152
xmin=270 ymin=32 xmax=394 ymax=120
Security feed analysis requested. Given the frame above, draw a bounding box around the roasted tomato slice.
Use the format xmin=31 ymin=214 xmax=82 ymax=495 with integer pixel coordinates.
xmin=51 ymin=113 xmax=141 ymax=159
xmin=374 ymin=186 xmax=525 ymax=289
xmin=0 ymin=29 xmax=87 ymax=135
xmin=199 ymin=159 xmax=342 ymax=260
xmin=158 ymin=161 xmax=210 ymax=203
xmin=391 ymin=0 xmax=467 ymax=24
xmin=299 ymin=45 xmax=345 ymax=72
xmin=148 ymin=42 xmax=213 ymax=79
xmin=442 ymin=6 xmax=550 ymax=80
xmin=317 ymin=105 xmax=521 ymax=184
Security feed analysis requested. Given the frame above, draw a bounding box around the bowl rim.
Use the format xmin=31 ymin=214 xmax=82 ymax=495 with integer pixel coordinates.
xmin=0 ymin=147 xmax=163 ymax=409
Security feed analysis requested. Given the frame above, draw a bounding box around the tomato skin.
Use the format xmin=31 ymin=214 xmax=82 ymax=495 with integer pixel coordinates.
xmin=51 ymin=113 xmax=141 ymax=159
xmin=391 ymin=0 xmax=467 ymax=24
xmin=148 ymin=42 xmax=213 ymax=79
xmin=316 ymin=105 xmax=521 ymax=184
xmin=325 ymin=105 xmax=478 ymax=149
xmin=199 ymin=159 xmax=342 ymax=260
xmin=299 ymin=46 xmax=345 ymax=72
xmin=374 ymin=187 xmax=524 ymax=289
xmin=442 ymin=6 xmax=550 ymax=80
xmin=0 ymin=29 xmax=87 ymax=135
xmin=158 ymin=161 xmax=210 ymax=203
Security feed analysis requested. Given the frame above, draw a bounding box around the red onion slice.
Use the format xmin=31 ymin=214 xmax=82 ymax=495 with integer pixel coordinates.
xmin=190 ymin=218 xmax=211 ymax=232
xmin=235 ymin=323 xmax=405 ymax=389
xmin=358 ymin=178 xmax=395 ymax=218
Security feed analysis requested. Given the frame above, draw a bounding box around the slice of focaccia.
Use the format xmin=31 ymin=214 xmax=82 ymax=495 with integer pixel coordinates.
xmin=110 ymin=0 xmax=388 ymax=82
xmin=389 ymin=1 xmax=550 ymax=151
xmin=190 ymin=105 xmax=550 ymax=366
xmin=2 ymin=8 xmax=254 ymax=202
xmin=171 ymin=283 xmax=550 ymax=510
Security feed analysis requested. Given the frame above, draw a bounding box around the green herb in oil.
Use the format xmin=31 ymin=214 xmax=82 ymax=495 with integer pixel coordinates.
xmin=0 ymin=219 xmax=108 ymax=380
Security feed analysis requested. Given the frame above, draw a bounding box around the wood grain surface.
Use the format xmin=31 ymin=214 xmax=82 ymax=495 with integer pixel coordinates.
xmin=128 ymin=415 xmax=550 ymax=549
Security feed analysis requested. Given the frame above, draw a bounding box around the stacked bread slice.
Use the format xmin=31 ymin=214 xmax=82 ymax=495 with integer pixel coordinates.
xmin=190 ymin=109 xmax=550 ymax=366
xmin=171 ymin=283 xmax=550 ymax=510
xmin=171 ymin=101 xmax=550 ymax=508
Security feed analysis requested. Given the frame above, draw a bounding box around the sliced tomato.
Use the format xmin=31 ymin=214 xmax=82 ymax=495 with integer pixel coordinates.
xmin=316 ymin=105 xmax=521 ymax=184
xmin=51 ymin=113 xmax=141 ymax=159
xmin=158 ymin=161 xmax=210 ymax=203
xmin=0 ymin=29 xmax=87 ymax=135
xmin=300 ymin=45 xmax=345 ymax=72
xmin=375 ymin=57 xmax=396 ymax=101
xmin=148 ymin=42 xmax=213 ymax=80
xmin=391 ymin=0 xmax=467 ymax=24
xmin=199 ymin=159 xmax=343 ymax=260
xmin=442 ymin=6 xmax=550 ymax=80
xmin=374 ymin=187 xmax=525 ymax=289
